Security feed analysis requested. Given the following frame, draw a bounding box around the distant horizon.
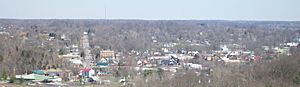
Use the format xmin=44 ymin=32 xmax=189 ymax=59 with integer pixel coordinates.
xmin=1 ymin=0 xmax=300 ymax=21
xmin=0 ymin=18 xmax=300 ymax=22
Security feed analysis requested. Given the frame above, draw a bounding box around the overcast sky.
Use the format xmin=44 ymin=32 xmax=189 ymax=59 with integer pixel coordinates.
xmin=0 ymin=0 xmax=299 ymax=21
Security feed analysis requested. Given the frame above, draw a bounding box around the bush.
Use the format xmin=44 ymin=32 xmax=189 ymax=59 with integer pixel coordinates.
xmin=1 ymin=71 xmax=8 ymax=81
xmin=293 ymin=72 xmax=300 ymax=84
xmin=8 ymin=76 xmax=16 ymax=83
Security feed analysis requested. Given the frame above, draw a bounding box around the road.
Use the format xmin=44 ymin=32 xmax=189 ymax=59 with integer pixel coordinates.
xmin=82 ymin=33 xmax=93 ymax=67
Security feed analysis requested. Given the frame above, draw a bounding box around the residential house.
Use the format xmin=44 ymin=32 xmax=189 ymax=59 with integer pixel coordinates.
xmin=80 ymin=68 xmax=95 ymax=77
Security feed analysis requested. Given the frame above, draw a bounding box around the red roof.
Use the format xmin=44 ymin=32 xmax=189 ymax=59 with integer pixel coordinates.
xmin=82 ymin=68 xmax=92 ymax=72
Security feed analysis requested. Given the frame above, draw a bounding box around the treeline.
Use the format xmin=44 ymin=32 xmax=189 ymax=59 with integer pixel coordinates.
xmin=0 ymin=31 xmax=64 ymax=79
xmin=1 ymin=20 xmax=300 ymax=52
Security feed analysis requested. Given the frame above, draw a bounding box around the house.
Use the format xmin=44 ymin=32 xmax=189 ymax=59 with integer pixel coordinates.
xmin=69 ymin=58 xmax=82 ymax=65
xmin=163 ymin=43 xmax=175 ymax=48
xmin=203 ymin=54 xmax=215 ymax=61
xmin=220 ymin=45 xmax=229 ymax=53
xmin=220 ymin=56 xmax=241 ymax=63
xmin=183 ymin=63 xmax=202 ymax=69
xmin=96 ymin=58 xmax=109 ymax=68
xmin=161 ymin=60 xmax=171 ymax=65
xmin=161 ymin=48 xmax=169 ymax=53
xmin=61 ymin=34 xmax=66 ymax=40
xmin=285 ymin=42 xmax=299 ymax=47
xmin=262 ymin=46 xmax=270 ymax=51
xmin=80 ymin=68 xmax=95 ymax=77
xmin=94 ymin=59 xmax=112 ymax=76
xmin=188 ymin=51 xmax=199 ymax=56
xmin=161 ymin=67 xmax=179 ymax=72
xmin=153 ymin=40 xmax=157 ymax=43
xmin=137 ymin=59 xmax=149 ymax=66
xmin=176 ymin=54 xmax=194 ymax=60
xmin=148 ymin=56 xmax=169 ymax=60
xmin=44 ymin=69 xmax=68 ymax=76
xmin=49 ymin=33 xmax=56 ymax=39
xmin=44 ymin=69 xmax=68 ymax=82
xmin=227 ymin=51 xmax=240 ymax=60
xmin=178 ymin=49 xmax=188 ymax=54
xmin=153 ymin=52 xmax=162 ymax=56
xmin=60 ymin=53 xmax=81 ymax=58
xmin=160 ymin=56 xmax=180 ymax=66
xmin=218 ymin=51 xmax=242 ymax=63
xmin=59 ymin=53 xmax=82 ymax=65
xmin=70 ymin=44 xmax=79 ymax=52
xmin=83 ymin=32 xmax=88 ymax=35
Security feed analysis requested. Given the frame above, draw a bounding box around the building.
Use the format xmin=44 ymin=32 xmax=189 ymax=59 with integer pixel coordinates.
xmin=80 ymin=68 xmax=95 ymax=77
xmin=100 ymin=50 xmax=115 ymax=59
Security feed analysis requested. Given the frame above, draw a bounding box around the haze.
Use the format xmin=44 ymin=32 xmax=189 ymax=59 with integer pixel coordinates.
xmin=0 ymin=0 xmax=299 ymax=21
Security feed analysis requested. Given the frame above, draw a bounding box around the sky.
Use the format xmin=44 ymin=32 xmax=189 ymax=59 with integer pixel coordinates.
xmin=0 ymin=0 xmax=299 ymax=21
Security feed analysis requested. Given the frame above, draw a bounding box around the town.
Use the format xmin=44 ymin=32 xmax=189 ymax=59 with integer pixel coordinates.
xmin=0 ymin=20 xmax=300 ymax=87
